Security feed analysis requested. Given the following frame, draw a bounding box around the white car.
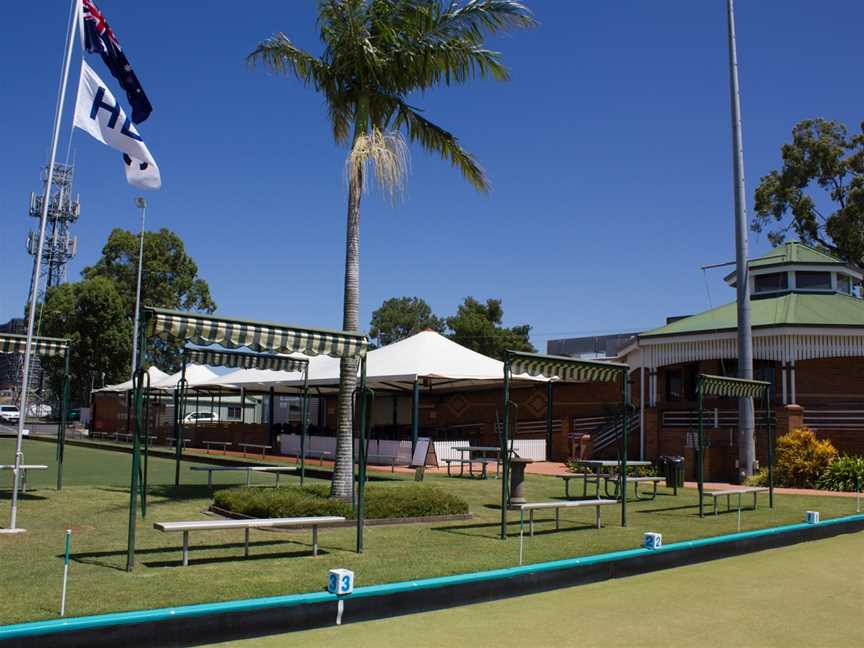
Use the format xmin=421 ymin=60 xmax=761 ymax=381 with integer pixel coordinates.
xmin=0 ymin=405 xmax=21 ymax=425
xmin=183 ymin=412 xmax=219 ymax=424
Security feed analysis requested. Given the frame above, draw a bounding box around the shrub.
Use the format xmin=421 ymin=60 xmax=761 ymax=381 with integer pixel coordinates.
xmin=816 ymin=455 xmax=864 ymax=492
xmin=214 ymin=484 xmax=469 ymax=520
xmin=744 ymin=468 xmax=769 ymax=487
xmin=774 ymin=428 xmax=838 ymax=488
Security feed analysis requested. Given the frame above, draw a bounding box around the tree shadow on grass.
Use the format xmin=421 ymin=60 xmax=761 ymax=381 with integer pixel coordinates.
xmin=64 ymin=538 xmax=330 ymax=571
xmin=633 ymin=503 xmax=701 ymax=515
xmin=431 ymin=519 xmax=602 ymax=540
xmin=0 ymin=490 xmax=48 ymax=502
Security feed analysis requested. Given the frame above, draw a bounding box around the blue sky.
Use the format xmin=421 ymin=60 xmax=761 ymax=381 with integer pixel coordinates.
xmin=1 ymin=1 xmax=862 ymax=349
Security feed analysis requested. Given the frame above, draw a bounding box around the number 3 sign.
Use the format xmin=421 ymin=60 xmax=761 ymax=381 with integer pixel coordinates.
xmin=328 ymin=568 xmax=354 ymax=595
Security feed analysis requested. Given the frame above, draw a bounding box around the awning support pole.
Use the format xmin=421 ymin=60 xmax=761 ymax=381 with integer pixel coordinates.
xmin=411 ymin=379 xmax=420 ymax=455
xmin=56 ymin=347 xmax=70 ymax=490
xmin=545 ymin=381 xmax=553 ymax=461
xmin=500 ymin=355 xmax=512 ymax=540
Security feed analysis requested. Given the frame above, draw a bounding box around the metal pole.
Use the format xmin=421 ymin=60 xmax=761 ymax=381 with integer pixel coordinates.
xmin=356 ymin=357 xmax=367 ymax=553
xmin=727 ymin=0 xmax=755 ymax=481
xmin=766 ymin=386 xmax=774 ymax=509
xmin=130 ymin=198 xmax=146 ymax=376
xmin=56 ymin=348 xmax=70 ymax=490
xmin=268 ymin=386 xmax=275 ymax=448
xmin=500 ymin=356 xmax=511 ymax=540
xmin=639 ymin=364 xmax=645 ymax=460
xmin=545 ymin=381 xmax=553 ymax=461
xmin=126 ymin=319 xmax=146 ymax=571
xmin=60 ymin=529 xmax=72 ymax=616
xmin=174 ymin=356 xmax=187 ymax=487
xmin=301 ymin=368 xmax=309 ymax=486
xmin=8 ymin=0 xmax=77 ymax=532
xmin=411 ymin=379 xmax=420 ymax=455
xmin=697 ymin=378 xmax=705 ymax=518
xmin=620 ymin=372 xmax=629 ymax=527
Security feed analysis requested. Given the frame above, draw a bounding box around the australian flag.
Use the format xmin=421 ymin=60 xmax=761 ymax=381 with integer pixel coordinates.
xmin=82 ymin=0 xmax=152 ymax=124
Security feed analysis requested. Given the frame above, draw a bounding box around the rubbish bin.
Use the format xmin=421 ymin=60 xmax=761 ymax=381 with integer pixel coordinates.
xmin=660 ymin=455 xmax=684 ymax=494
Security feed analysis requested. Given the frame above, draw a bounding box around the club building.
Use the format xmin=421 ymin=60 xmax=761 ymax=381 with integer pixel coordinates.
xmin=609 ymin=242 xmax=864 ymax=480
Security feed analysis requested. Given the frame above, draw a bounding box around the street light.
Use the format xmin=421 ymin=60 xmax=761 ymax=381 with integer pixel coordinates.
xmin=131 ymin=198 xmax=146 ymax=375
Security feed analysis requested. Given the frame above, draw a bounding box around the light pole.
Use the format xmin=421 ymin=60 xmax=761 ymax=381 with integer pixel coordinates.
xmin=726 ymin=0 xmax=755 ymax=481
xmin=131 ymin=198 xmax=146 ymax=375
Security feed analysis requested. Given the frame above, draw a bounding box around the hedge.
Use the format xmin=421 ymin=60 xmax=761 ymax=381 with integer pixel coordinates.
xmin=214 ymin=484 xmax=469 ymax=520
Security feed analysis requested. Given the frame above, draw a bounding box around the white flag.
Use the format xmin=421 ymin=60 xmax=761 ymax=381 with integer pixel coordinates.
xmin=73 ymin=59 xmax=161 ymax=189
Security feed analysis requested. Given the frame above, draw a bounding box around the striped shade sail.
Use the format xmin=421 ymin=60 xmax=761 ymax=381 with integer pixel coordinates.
xmin=697 ymin=374 xmax=770 ymax=398
xmin=507 ymin=351 xmax=627 ymax=383
xmin=146 ymin=307 xmax=367 ymax=359
xmin=184 ymin=348 xmax=308 ymax=372
xmin=0 ymin=333 xmax=69 ymax=358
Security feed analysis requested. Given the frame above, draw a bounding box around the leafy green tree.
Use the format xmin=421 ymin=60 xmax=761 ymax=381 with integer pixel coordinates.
xmin=753 ymin=119 xmax=864 ymax=264
xmin=370 ymin=297 xmax=445 ymax=347
xmin=83 ymin=227 xmax=217 ymax=370
xmin=446 ymin=297 xmax=534 ymax=360
xmin=249 ymin=0 xmax=534 ymax=498
xmin=40 ymin=277 xmax=132 ymax=405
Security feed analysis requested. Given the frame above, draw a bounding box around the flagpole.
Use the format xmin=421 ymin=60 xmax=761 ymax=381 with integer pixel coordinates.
xmin=726 ymin=0 xmax=755 ymax=481
xmin=5 ymin=0 xmax=80 ymax=533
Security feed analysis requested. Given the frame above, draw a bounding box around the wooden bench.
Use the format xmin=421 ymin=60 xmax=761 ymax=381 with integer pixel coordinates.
xmin=203 ymin=440 xmax=232 ymax=455
xmin=169 ymin=437 xmax=193 ymax=450
xmin=559 ymin=473 xmax=611 ymax=499
xmin=602 ymin=475 xmax=666 ymax=501
xmin=443 ymin=458 xmax=470 ymax=477
xmin=153 ymin=516 xmax=345 ymax=566
xmin=517 ymin=499 xmax=618 ymax=565
xmin=703 ymin=486 xmax=769 ymax=515
xmin=0 ymin=464 xmax=48 ymax=493
xmin=189 ymin=465 xmax=296 ymax=489
xmin=239 ymin=443 xmax=272 ymax=459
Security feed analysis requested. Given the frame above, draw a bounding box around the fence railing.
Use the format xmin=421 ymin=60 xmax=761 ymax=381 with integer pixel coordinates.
xmin=570 ymin=414 xmax=639 ymax=455
xmin=495 ymin=418 xmax=562 ymax=437
xmin=804 ymin=409 xmax=864 ymax=430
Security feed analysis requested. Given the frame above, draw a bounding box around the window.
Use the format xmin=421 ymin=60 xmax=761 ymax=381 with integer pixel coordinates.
xmin=796 ymin=271 xmax=831 ymax=290
xmin=838 ymin=275 xmax=852 ymax=294
xmin=227 ymin=406 xmax=242 ymax=420
xmin=664 ymin=364 xmax=698 ymax=402
xmin=754 ymin=272 xmax=788 ymax=293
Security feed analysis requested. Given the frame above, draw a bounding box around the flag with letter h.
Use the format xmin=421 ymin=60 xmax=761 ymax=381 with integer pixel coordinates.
xmin=73 ymin=59 xmax=161 ymax=189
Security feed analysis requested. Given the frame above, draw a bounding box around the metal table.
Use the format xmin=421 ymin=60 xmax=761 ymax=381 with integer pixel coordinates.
xmin=570 ymin=460 xmax=652 ymax=499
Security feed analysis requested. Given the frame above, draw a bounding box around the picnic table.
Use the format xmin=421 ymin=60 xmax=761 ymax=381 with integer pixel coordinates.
xmin=0 ymin=464 xmax=48 ymax=492
xmin=190 ymin=465 xmax=296 ymax=489
xmin=445 ymin=446 xmax=501 ymax=479
xmin=567 ymin=460 xmax=654 ymax=499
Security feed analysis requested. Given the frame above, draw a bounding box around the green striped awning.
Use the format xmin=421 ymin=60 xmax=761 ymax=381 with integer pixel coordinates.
xmin=184 ymin=348 xmax=308 ymax=372
xmin=697 ymin=374 xmax=770 ymax=398
xmin=0 ymin=333 xmax=69 ymax=358
xmin=146 ymin=307 xmax=367 ymax=359
xmin=507 ymin=351 xmax=628 ymax=383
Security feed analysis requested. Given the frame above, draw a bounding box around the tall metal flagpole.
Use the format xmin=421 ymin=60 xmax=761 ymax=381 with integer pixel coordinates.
xmin=131 ymin=198 xmax=146 ymax=375
xmin=5 ymin=0 xmax=79 ymax=533
xmin=727 ymin=0 xmax=755 ymax=481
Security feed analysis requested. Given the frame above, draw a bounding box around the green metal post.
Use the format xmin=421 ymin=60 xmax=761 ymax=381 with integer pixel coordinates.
xmin=697 ymin=378 xmax=705 ymax=518
xmin=300 ymin=367 xmax=309 ymax=486
xmin=411 ymin=379 xmax=420 ymax=455
xmin=356 ymin=357 xmax=368 ymax=553
xmin=126 ymin=316 xmax=147 ymax=571
xmin=56 ymin=348 xmax=70 ymax=491
xmin=174 ymin=355 xmax=187 ymax=488
xmin=545 ymin=381 xmax=553 ymax=461
xmin=766 ymin=386 xmax=774 ymax=509
xmin=141 ymin=372 xmax=151 ymax=517
xmin=620 ymin=372 xmax=629 ymax=527
xmin=268 ymin=386 xmax=275 ymax=448
xmin=500 ymin=355 xmax=511 ymax=540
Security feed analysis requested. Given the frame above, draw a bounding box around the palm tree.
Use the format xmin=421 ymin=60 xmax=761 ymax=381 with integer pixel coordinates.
xmin=250 ymin=0 xmax=535 ymax=498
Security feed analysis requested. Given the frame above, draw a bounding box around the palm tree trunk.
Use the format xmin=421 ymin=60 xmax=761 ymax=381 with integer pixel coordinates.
xmin=331 ymin=163 xmax=362 ymax=499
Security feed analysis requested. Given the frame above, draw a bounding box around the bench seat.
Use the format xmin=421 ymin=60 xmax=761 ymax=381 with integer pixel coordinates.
xmin=154 ymin=515 xmax=345 ymax=566
xmin=703 ymin=486 xmax=769 ymax=515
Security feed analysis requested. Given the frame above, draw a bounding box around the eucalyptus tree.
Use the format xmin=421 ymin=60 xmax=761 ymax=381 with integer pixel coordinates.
xmin=250 ymin=0 xmax=534 ymax=498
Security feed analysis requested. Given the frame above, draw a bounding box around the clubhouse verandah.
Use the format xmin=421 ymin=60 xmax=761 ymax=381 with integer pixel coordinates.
xmin=619 ymin=243 xmax=864 ymax=480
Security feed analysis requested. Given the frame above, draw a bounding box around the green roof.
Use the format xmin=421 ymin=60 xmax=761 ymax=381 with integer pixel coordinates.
xmin=641 ymin=292 xmax=864 ymax=338
xmin=723 ymin=242 xmax=852 ymax=283
xmin=750 ymin=242 xmax=845 ymax=268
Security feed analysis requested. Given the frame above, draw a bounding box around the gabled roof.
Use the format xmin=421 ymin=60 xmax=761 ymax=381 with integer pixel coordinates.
xmin=640 ymin=292 xmax=864 ymax=338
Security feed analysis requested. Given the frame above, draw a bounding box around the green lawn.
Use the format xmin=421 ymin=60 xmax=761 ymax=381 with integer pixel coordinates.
xmin=217 ymin=531 xmax=864 ymax=648
xmin=1 ymin=438 xmax=860 ymax=626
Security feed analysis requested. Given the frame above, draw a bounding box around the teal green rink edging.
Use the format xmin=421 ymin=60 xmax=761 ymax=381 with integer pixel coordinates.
xmin=2 ymin=513 xmax=863 ymax=641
